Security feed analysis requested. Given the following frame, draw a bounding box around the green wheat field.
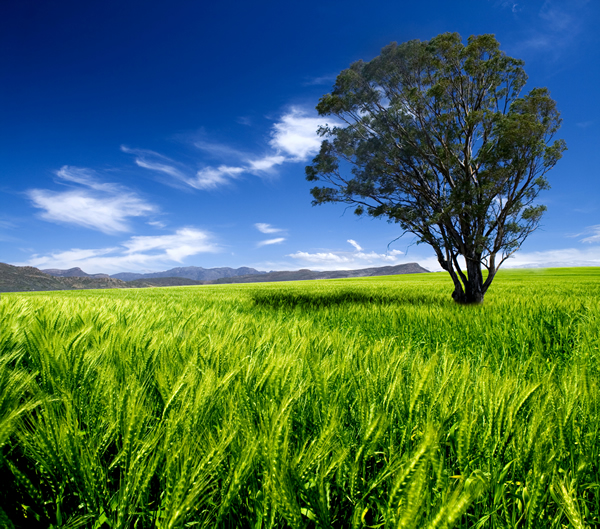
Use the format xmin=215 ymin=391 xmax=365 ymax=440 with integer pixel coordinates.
xmin=1 ymin=268 xmax=600 ymax=528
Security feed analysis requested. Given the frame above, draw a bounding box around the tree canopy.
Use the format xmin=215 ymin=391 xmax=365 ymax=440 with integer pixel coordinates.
xmin=306 ymin=32 xmax=566 ymax=303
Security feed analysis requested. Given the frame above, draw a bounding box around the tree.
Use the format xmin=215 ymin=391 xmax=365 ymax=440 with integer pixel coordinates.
xmin=306 ymin=33 xmax=566 ymax=304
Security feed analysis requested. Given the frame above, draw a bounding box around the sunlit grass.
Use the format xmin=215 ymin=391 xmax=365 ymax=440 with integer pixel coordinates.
xmin=0 ymin=268 xmax=599 ymax=527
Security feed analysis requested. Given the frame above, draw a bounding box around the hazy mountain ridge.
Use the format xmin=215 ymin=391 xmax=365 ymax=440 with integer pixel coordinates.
xmin=111 ymin=266 xmax=266 ymax=282
xmin=0 ymin=262 xmax=429 ymax=293
xmin=0 ymin=263 xmax=128 ymax=292
xmin=125 ymin=277 xmax=206 ymax=288
xmin=42 ymin=267 xmax=110 ymax=278
xmin=1 ymin=264 xmax=209 ymax=292
xmin=213 ymin=263 xmax=430 ymax=284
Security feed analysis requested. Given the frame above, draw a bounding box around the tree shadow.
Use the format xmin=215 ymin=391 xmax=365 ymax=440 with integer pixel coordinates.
xmin=250 ymin=289 xmax=443 ymax=309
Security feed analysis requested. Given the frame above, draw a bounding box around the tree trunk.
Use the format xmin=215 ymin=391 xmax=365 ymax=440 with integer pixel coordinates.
xmin=451 ymin=258 xmax=485 ymax=304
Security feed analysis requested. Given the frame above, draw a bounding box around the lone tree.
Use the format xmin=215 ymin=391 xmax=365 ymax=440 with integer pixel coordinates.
xmin=306 ymin=33 xmax=566 ymax=304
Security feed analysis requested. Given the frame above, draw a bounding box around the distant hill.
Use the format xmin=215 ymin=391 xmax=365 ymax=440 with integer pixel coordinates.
xmin=0 ymin=263 xmax=127 ymax=292
xmin=111 ymin=266 xmax=266 ymax=282
xmin=42 ymin=267 xmax=110 ymax=278
xmin=125 ymin=277 xmax=206 ymax=288
xmin=213 ymin=263 xmax=430 ymax=284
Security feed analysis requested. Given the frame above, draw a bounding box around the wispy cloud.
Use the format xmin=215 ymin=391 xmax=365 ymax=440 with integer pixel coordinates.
xmin=193 ymin=139 xmax=248 ymax=160
xmin=134 ymin=159 xmax=187 ymax=180
xmin=302 ymin=74 xmax=337 ymax=86
xmin=255 ymin=223 xmax=284 ymax=234
xmin=492 ymin=0 xmax=519 ymax=9
xmin=27 ymin=166 xmax=157 ymax=234
xmin=0 ymin=220 xmax=17 ymax=229
xmin=22 ymin=227 xmax=220 ymax=274
xmin=121 ymin=146 xmax=195 ymax=189
xmin=580 ymin=225 xmax=600 ymax=244
xmin=191 ymin=166 xmax=246 ymax=190
xmin=55 ymin=166 xmax=118 ymax=191
xmin=512 ymin=0 xmax=592 ymax=56
xmin=539 ymin=1 xmax=576 ymax=32
xmin=257 ymin=237 xmax=286 ymax=247
xmin=125 ymin=107 xmax=337 ymax=190
xmin=347 ymin=239 xmax=362 ymax=251
xmin=236 ymin=116 xmax=252 ymax=126
xmin=0 ymin=218 xmax=18 ymax=242
xmin=123 ymin=145 xmax=246 ymax=190
xmin=255 ymin=223 xmax=287 ymax=247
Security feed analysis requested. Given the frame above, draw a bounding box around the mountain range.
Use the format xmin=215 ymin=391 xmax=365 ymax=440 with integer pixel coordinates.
xmin=109 ymin=266 xmax=265 ymax=282
xmin=1 ymin=262 xmax=430 ymax=293
xmin=213 ymin=263 xmax=430 ymax=283
xmin=41 ymin=267 xmax=111 ymax=278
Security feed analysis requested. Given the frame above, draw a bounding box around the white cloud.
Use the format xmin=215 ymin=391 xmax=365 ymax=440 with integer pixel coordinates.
xmin=244 ymin=108 xmax=337 ymax=176
xmin=251 ymin=252 xmax=440 ymax=273
xmin=410 ymin=239 xmax=600 ymax=270
xmin=255 ymin=223 xmax=284 ymax=234
xmin=503 ymin=246 xmax=600 ymax=268
xmin=289 ymin=251 xmax=351 ymax=265
xmin=278 ymin=240 xmax=600 ymax=274
xmin=22 ymin=227 xmax=220 ymax=274
xmin=28 ymin=190 xmax=154 ymax=234
xmin=269 ymin=107 xmax=329 ymax=161
xmin=347 ymin=239 xmax=362 ymax=251
xmin=287 ymin=245 xmax=405 ymax=270
xmin=411 ymin=255 xmax=442 ymax=273
xmin=28 ymin=166 xmax=157 ymax=234
xmin=257 ymin=237 xmax=286 ymax=247
xmin=288 ymin=243 xmax=600 ymax=272
xmin=247 ymin=155 xmax=286 ymax=174
xmin=122 ymin=228 xmax=217 ymax=261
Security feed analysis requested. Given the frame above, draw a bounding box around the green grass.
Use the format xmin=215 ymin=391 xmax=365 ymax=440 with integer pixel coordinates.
xmin=0 ymin=268 xmax=599 ymax=528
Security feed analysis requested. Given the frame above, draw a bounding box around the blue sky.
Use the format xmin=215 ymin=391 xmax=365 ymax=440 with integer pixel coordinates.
xmin=1 ymin=0 xmax=599 ymax=274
